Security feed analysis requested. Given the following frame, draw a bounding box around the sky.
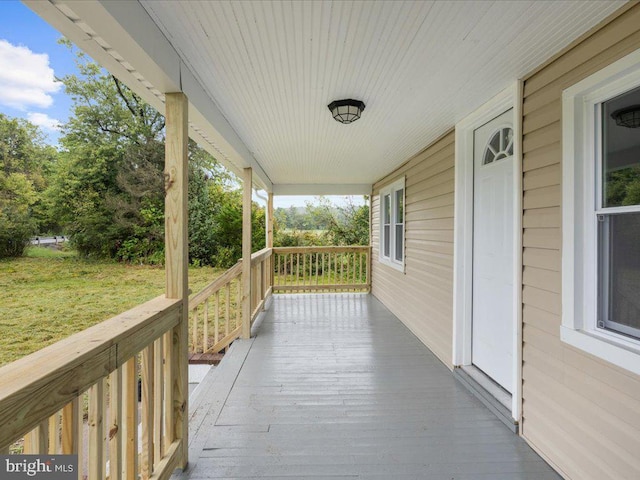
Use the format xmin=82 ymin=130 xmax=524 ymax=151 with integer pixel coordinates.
xmin=0 ymin=1 xmax=76 ymax=144
xmin=0 ymin=2 xmax=365 ymax=209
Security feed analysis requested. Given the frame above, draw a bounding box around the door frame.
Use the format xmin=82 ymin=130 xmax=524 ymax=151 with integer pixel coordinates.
xmin=452 ymin=81 xmax=524 ymax=423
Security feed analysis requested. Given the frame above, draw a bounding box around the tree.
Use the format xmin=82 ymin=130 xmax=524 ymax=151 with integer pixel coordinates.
xmin=304 ymin=196 xmax=369 ymax=245
xmin=605 ymin=166 xmax=640 ymax=207
xmin=0 ymin=114 xmax=58 ymax=258
xmin=50 ymin=42 xmax=266 ymax=266
xmin=49 ymin=43 xmax=166 ymax=259
xmin=205 ymin=183 xmax=265 ymax=267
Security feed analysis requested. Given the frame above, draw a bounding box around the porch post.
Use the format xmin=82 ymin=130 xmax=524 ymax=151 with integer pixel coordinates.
xmin=242 ymin=167 xmax=252 ymax=338
xmin=267 ymin=192 xmax=274 ymax=292
xmin=164 ymin=92 xmax=189 ymax=468
xmin=267 ymin=192 xmax=274 ymax=248
xmin=368 ymin=189 xmax=373 ymax=291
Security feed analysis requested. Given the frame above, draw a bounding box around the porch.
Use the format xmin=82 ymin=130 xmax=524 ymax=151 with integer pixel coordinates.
xmin=183 ymin=293 xmax=559 ymax=480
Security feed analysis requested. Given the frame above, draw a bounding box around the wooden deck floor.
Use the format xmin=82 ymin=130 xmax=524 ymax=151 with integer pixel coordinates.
xmin=182 ymin=294 xmax=560 ymax=480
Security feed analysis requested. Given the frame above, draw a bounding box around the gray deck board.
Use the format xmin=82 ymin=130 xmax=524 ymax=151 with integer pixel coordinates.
xmin=178 ymin=294 xmax=560 ymax=480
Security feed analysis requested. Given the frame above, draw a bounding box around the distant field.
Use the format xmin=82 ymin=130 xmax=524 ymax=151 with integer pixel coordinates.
xmin=0 ymin=247 xmax=223 ymax=366
xmin=280 ymin=229 xmax=327 ymax=235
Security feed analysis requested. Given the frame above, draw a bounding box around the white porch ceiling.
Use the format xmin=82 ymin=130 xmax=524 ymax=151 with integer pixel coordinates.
xmin=27 ymin=0 xmax=625 ymax=193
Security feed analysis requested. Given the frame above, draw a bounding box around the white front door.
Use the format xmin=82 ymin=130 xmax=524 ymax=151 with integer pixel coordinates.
xmin=472 ymin=109 xmax=514 ymax=393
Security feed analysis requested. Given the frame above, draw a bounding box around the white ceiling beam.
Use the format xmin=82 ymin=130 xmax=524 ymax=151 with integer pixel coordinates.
xmin=272 ymin=184 xmax=372 ymax=196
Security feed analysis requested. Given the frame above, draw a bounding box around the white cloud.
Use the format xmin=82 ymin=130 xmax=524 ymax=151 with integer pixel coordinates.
xmin=27 ymin=112 xmax=61 ymax=132
xmin=0 ymin=39 xmax=61 ymax=110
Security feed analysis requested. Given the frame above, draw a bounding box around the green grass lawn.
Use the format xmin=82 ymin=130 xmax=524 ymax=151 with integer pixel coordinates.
xmin=0 ymin=246 xmax=224 ymax=367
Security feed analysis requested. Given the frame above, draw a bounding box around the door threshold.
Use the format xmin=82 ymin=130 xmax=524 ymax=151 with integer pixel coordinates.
xmin=454 ymin=365 xmax=518 ymax=434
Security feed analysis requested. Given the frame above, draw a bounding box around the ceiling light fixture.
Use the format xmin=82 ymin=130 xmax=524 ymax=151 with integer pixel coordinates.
xmin=611 ymin=105 xmax=640 ymax=128
xmin=328 ymin=99 xmax=365 ymax=124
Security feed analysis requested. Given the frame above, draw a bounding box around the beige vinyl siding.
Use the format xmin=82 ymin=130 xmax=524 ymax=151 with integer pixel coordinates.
xmin=371 ymin=131 xmax=454 ymax=368
xmin=521 ymin=4 xmax=640 ymax=479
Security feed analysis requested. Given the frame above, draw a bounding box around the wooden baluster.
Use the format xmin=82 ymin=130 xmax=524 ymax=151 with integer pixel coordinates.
xmin=296 ymin=253 xmax=300 ymax=289
xmin=359 ymin=252 xmax=363 ymax=285
xmin=330 ymin=252 xmax=335 ymax=290
xmin=39 ymin=420 xmax=49 ymax=454
xmin=258 ymin=260 xmax=262 ymax=302
xmin=315 ymin=253 xmax=319 ymax=289
xmin=366 ymin=249 xmax=371 ymax=290
xmin=303 ymin=253 xmax=307 ymax=289
xmin=109 ymin=368 xmax=122 ymax=480
xmin=321 ymin=253 xmax=325 ymax=286
xmin=88 ymin=380 xmax=105 ymax=480
xmin=236 ymin=280 xmax=242 ymax=330
xmin=260 ymin=260 xmax=264 ymax=300
xmin=153 ymin=338 xmax=163 ymax=466
xmin=224 ymin=282 xmax=232 ymax=332
xmin=23 ymin=429 xmax=35 ymax=454
xmin=192 ymin=307 xmax=199 ymax=353
xmin=215 ymin=291 xmax=220 ymax=346
xmin=77 ymin=396 xmax=84 ymax=480
xmin=24 ymin=421 xmax=47 ymax=454
xmin=203 ymin=301 xmax=209 ymax=353
xmin=123 ymin=358 xmax=139 ymax=480
xmin=62 ymin=399 xmax=79 ymax=455
xmin=141 ymin=345 xmax=154 ymax=480
xmin=251 ymin=266 xmax=256 ymax=313
xmin=162 ymin=331 xmax=172 ymax=455
xmin=48 ymin=411 xmax=60 ymax=453
xmin=289 ymin=254 xmax=293 ymax=287
xmin=346 ymin=253 xmax=350 ymax=290
xmin=269 ymin=255 xmax=273 ymax=290
xmin=326 ymin=253 xmax=330 ymax=288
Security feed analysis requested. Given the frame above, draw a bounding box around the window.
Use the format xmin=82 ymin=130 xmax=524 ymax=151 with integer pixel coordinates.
xmin=562 ymin=48 xmax=640 ymax=375
xmin=483 ymin=127 xmax=514 ymax=165
xmin=379 ymin=177 xmax=405 ymax=271
xmin=598 ymin=87 xmax=640 ymax=340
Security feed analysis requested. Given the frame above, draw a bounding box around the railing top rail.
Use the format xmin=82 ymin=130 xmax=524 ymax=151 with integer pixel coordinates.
xmin=250 ymin=247 xmax=273 ymax=265
xmin=189 ymin=261 xmax=242 ymax=309
xmin=273 ymin=246 xmax=371 ymax=254
xmin=0 ymin=295 xmax=181 ymax=448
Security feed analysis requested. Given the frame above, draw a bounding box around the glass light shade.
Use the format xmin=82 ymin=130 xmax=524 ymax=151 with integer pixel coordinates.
xmin=611 ymin=105 xmax=640 ymax=128
xmin=327 ymin=99 xmax=365 ymax=124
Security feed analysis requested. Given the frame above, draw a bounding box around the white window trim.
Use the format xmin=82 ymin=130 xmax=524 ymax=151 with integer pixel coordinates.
xmin=562 ymin=47 xmax=640 ymax=376
xmin=378 ymin=177 xmax=405 ymax=272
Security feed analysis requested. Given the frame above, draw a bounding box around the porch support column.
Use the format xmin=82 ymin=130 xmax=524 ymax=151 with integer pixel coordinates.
xmin=267 ymin=192 xmax=274 ymax=292
xmin=267 ymin=192 xmax=274 ymax=248
xmin=164 ymin=92 xmax=189 ymax=468
xmin=368 ymin=190 xmax=373 ymax=291
xmin=242 ymin=167 xmax=253 ymax=339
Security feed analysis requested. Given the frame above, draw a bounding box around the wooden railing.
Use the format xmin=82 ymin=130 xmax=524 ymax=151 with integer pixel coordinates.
xmin=250 ymin=247 xmax=273 ymax=325
xmin=188 ymin=248 xmax=273 ymax=355
xmin=0 ymin=296 xmax=186 ymax=480
xmin=272 ymin=246 xmax=371 ymax=293
xmin=188 ymin=262 xmax=242 ymax=355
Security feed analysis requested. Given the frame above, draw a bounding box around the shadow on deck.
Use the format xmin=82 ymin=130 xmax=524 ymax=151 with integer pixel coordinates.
xmin=180 ymin=294 xmax=560 ymax=480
